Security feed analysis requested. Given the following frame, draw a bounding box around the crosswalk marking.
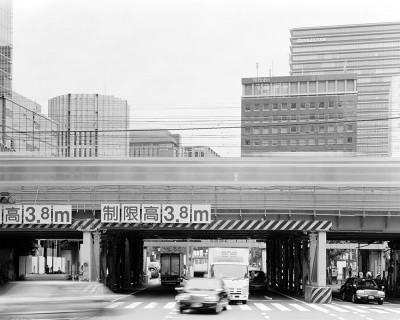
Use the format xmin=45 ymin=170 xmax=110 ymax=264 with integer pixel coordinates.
xmin=382 ymin=308 xmax=400 ymax=314
xmin=254 ymin=303 xmax=272 ymax=311
xmin=239 ymin=304 xmax=252 ymax=310
xmin=289 ymin=303 xmax=309 ymax=311
xmin=125 ymin=302 xmax=142 ymax=309
xmin=368 ymin=308 xmax=389 ymax=314
xmin=339 ymin=305 xmax=369 ymax=313
xmin=325 ymin=304 xmax=350 ymax=312
xmin=105 ymin=301 xmax=125 ymax=309
xmin=226 ymin=305 xmax=232 ymax=310
xmin=144 ymin=302 xmax=158 ymax=309
xmin=271 ymin=303 xmax=290 ymax=311
xmin=164 ymin=302 xmax=176 ymax=309
xmin=306 ymin=304 xmax=330 ymax=313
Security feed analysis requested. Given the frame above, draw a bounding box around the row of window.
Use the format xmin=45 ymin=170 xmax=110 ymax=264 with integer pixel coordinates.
xmin=292 ymin=59 xmax=400 ymax=70
xmin=243 ymin=113 xmax=354 ymax=123
xmin=291 ymin=24 xmax=400 ymax=37
xmin=292 ymin=41 xmax=400 ymax=53
xmin=243 ymin=124 xmax=354 ymax=135
xmin=244 ymin=101 xmax=352 ymax=112
xmin=244 ymin=137 xmax=354 ymax=147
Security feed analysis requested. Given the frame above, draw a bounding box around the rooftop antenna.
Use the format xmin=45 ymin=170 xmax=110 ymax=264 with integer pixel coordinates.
xmin=256 ymin=62 xmax=259 ymax=78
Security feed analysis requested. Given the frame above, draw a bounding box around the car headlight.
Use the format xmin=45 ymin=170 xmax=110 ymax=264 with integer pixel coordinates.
xmin=356 ymin=290 xmax=365 ymax=295
xmin=204 ymin=295 xmax=219 ymax=302
xmin=377 ymin=291 xmax=385 ymax=296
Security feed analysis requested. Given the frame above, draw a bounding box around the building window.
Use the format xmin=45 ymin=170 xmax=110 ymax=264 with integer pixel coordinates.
xmin=281 ymin=103 xmax=288 ymax=110
xmin=328 ymin=125 xmax=334 ymax=133
xmin=281 ymin=127 xmax=288 ymax=134
xmin=299 ymin=139 xmax=306 ymax=145
xmin=300 ymin=102 xmax=306 ymax=110
xmin=262 ymin=128 xmax=269 ymax=134
xmin=245 ymin=140 xmax=251 ymax=146
xmin=272 ymin=140 xmax=279 ymax=146
xmin=337 ymin=125 xmax=344 ymax=132
xmin=347 ymin=124 xmax=354 ymax=132
xmin=263 ymin=104 xmax=269 ymax=111
xmin=310 ymin=102 xmax=316 ymax=109
xmin=318 ymin=102 xmax=325 ymax=109
xmin=254 ymin=140 xmax=260 ymax=146
xmin=318 ymin=138 xmax=325 ymax=145
xmin=337 ymin=138 xmax=344 ymax=144
xmin=309 ymin=82 xmax=316 ymax=93
xmin=310 ymin=114 xmax=316 ymax=121
xmin=291 ymin=115 xmax=297 ymax=121
xmin=347 ymin=137 xmax=353 ymax=144
xmin=309 ymin=138 xmax=315 ymax=145
xmin=318 ymin=125 xmax=325 ymax=133
xmin=328 ymin=101 xmax=334 ymax=108
xmin=290 ymin=126 xmax=297 ymax=133
xmin=273 ymin=103 xmax=278 ymax=111
xmin=272 ymin=127 xmax=278 ymax=134
xmin=328 ymin=138 xmax=335 ymax=145
xmin=338 ymin=101 xmax=343 ymax=108
xmin=254 ymin=104 xmax=260 ymax=111
xmin=318 ymin=114 xmax=324 ymax=121
xmin=273 ymin=115 xmax=278 ymax=122
xmin=282 ymin=115 xmax=288 ymax=122
xmin=290 ymin=139 xmax=296 ymax=146
xmin=291 ymin=103 xmax=297 ymax=110
xmin=262 ymin=139 xmax=269 ymax=146
xmin=244 ymin=128 xmax=250 ymax=134
xmin=253 ymin=128 xmax=260 ymax=134
xmin=281 ymin=140 xmax=288 ymax=146
xmin=245 ymin=105 xmax=251 ymax=112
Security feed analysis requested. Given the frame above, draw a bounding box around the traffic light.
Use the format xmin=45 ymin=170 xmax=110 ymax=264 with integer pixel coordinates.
xmin=0 ymin=192 xmax=16 ymax=204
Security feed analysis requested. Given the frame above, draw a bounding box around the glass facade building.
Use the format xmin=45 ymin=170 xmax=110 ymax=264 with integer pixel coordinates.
xmin=0 ymin=96 xmax=58 ymax=156
xmin=241 ymin=74 xmax=358 ymax=156
xmin=48 ymin=93 xmax=130 ymax=158
xmin=290 ymin=22 xmax=400 ymax=156
xmin=0 ymin=0 xmax=12 ymax=98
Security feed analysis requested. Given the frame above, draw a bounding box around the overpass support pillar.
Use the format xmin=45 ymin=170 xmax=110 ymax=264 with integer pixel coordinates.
xmin=305 ymin=231 xmax=331 ymax=303
xmin=81 ymin=231 xmax=100 ymax=282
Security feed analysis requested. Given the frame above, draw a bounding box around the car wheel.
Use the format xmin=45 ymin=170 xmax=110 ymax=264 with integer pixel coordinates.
xmin=352 ymin=294 xmax=357 ymax=303
xmin=242 ymin=300 xmax=247 ymax=304
xmin=378 ymin=300 xmax=383 ymax=305
xmin=341 ymin=292 xmax=346 ymax=301
xmin=179 ymin=307 xmax=185 ymax=313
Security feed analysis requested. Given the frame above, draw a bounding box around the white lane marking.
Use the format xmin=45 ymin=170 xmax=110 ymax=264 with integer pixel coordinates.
xmin=289 ymin=303 xmax=310 ymax=311
xmin=339 ymin=305 xmax=369 ymax=313
xmin=383 ymin=307 xmax=400 ymax=314
xmin=164 ymin=302 xmax=176 ymax=309
xmin=239 ymin=304 xmax=252 ymax=310
xmin=125 ymin=302 xmax=143 ymax=309
xmin=271 ymin=303 xmax=290 ymax=311
xmin=254 ymin=303 xmax=272 ymax=311
xmin=367 ymin=308 xmax=389 ymax=314
xmin=325 ymin=304 xmax=350 ymax=312
xmin=105 ymin=301 xmax=125 ymax=308
xmin=144 ymin=302 xmax=158 ymax=309
xmin=306 ymin=304 xmax=330 ymax=313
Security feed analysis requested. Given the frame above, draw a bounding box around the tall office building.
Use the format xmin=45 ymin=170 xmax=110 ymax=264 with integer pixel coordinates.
xmin=48 ymin=94 xmax=130 ymax=158
xmin=290 ymin=22 xmax=400 ymax=156
xmin=241 ymin=74 xmax=358 ymax=156
xmin=0 ymin=0 xmax=12 ymax=98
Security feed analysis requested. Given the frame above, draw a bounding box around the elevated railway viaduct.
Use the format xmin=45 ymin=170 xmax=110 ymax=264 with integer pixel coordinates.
xmin=1 ymin=156 xmax=400 ymax=302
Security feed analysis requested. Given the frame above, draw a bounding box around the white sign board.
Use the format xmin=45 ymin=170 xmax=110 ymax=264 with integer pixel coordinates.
xmin=24 ymin=205 xmax=52 ymax=224
xmin=101 ymin=204 xmax=120 ymax=223
xmin=2 ymin=205 xmax=23 ymax=224
xmin=191 ymin=205 xmax=212 ymax=224
xmin=53 ymin=205 xmax=72 ymax=224
xmin=162 ymin=204 xmax=191 ymax=224
xmin=142 ymin=204 xmax=161 ymax=223
xmin=121 ymin=204 xmax=141 ymax=223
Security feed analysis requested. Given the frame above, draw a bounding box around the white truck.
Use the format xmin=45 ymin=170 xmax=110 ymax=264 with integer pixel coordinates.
xmin=208 ymin=248 xmax=250 ymax=303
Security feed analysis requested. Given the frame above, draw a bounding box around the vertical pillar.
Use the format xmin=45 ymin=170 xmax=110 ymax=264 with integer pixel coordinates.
xmin=309 ymin=233 xmax=317 ymax=285
xmin=81 ymin=231 xmax=93 ymax=281
xmin=92 ymin=232 xmax=101 ymax=282
xmin=317 ymin=231 xmax=326 ymax=287
xmin=262 ymin=248 xmax=266 ymax=273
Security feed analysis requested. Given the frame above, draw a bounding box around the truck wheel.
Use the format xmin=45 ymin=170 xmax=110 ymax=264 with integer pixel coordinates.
xmin=378 ymin=300 xmax=383 ymax=305
xmin=242 ymin=300 xmax=247 ymax=304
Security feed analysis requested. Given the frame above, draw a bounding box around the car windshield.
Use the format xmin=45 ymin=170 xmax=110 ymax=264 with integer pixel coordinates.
xmin=184 ymin=279 xmax=221 ymax=291
xmin=211 ymin=264 xmax=248 ymax=279
xmin=356 ymin=279 xmax=379 ymax=289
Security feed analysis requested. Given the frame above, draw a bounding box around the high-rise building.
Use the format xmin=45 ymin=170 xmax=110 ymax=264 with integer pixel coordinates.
xmin=290 ymin=22 xmax=400 ymax=156
xmin=0 ymin=0 xmax=12 ymax=98
xmin=48 ymin=93 xmax=130 ymax=158
xmin=241 ymin=74 xmax=358 ymax=156
xmin=0 ymin=96 xmax=58 ymax=156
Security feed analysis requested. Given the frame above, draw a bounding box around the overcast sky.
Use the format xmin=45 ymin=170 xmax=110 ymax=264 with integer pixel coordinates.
xmin=12 ymin=0 xmax=400 ymax=157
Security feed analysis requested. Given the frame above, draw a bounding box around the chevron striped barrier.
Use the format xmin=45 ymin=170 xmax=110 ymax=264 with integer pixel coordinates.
xmin=0 ymin=219 xmax=332 ymax=232
xmin=305 ymin=286 xmax=332 ymax=304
